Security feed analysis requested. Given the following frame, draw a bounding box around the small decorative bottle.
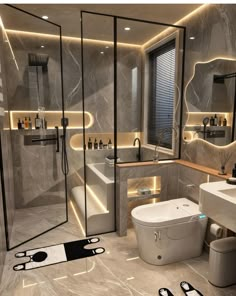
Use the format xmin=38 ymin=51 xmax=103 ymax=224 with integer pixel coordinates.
xmin=210 ymin=116 xmax=214 ymax=126
xmin=35 ymin=114 xmax=41 ymax=129
xmin=28 ymin=117 xmax=32 ymax=130
xmin=108 ymin=139 xmax=112 ymax=149
xmin=218 ymin=117 xmax=222 ymax=126
xmin=223 ymin=118 xmax=227 ymax=126
xmin=99 ymin=139 xmax=103 ymax=149
xmin=17 ymin=119 xmax=22 ymax=129
xmin=88 ymin=137 xmax=92 ymax=150
xmin=94 ymin=138 xmax=98 ymax=149
xmin=24 ymin=117 xmax=29 ymax=129
xmin=214 ymin=114 xmax=218 ymax=126
xmin=21 ymin=120 xmax=25 ymax=129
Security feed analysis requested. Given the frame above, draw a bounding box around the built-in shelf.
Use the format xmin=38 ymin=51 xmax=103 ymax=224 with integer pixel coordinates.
xmin=5 ymin=110 xmax=93 ymax=130
xmin=70 ymin=132 xmax=141 ymax=150
xmin=128 ymin=191 xmax=160 ymax=202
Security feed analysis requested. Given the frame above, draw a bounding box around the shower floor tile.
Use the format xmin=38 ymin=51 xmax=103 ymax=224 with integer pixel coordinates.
xmin=0 ymin=206 xmax=236 ymax=296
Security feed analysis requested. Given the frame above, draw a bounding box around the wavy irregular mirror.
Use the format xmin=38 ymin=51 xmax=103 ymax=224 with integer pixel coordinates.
xmin=184 ymin=58 xmax=236 ymax=146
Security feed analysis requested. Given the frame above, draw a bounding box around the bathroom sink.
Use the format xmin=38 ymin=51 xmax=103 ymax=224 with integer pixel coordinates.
xmin=200 ymin=181 xmax=236 ymax=232
xmin=219 ymin=188 xmax=236 ymax=197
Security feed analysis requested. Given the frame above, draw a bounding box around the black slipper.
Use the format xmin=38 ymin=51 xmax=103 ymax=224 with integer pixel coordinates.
xmin=180 ymin=281 xmax=203 ymax=296
xmin=158 ymin=288 xmax=174 ymax=296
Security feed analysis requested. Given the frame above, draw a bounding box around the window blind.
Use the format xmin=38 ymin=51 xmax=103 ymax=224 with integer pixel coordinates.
xmin=148 ymin=39 xmax=176 ymax=149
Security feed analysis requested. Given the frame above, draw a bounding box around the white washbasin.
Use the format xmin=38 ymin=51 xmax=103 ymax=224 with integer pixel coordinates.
xmin=200 ymin=181 xmax=236 ymax=232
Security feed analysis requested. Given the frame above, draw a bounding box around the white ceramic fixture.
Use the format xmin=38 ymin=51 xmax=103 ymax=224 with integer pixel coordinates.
xmin=200 ymin=181 xmax=236 ymax=232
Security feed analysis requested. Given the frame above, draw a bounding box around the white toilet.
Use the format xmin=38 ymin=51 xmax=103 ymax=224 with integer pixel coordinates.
xmin=131 ymin=198 xmax=208 ymax=265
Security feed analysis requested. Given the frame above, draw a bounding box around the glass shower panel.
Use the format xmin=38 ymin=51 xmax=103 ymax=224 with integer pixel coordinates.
xmin=116 ymin=18 xmax=185 ymax=162
xmin=0 ymin=5 xmax=67 ymax=249
xmin=81 ymin=12 xmax=115 ymax=236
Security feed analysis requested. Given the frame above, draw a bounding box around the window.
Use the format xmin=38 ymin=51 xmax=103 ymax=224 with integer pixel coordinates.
xmin=148 ymin=39 xmax=176 ymax=150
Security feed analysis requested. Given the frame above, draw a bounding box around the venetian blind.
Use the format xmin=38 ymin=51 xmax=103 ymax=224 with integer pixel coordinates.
xmin=148 ymin=39 xmax=176 ymax=149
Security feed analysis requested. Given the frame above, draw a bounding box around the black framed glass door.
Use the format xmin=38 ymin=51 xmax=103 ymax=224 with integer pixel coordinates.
xmin=0 ymin=5 xmax=67 ymax=250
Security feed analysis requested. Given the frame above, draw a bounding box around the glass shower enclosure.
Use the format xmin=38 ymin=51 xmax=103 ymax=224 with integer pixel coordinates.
xmin=80 ymin=11 xmax=185 ymax=236
xmin=0 ymin=5 xmax=67 ymax=250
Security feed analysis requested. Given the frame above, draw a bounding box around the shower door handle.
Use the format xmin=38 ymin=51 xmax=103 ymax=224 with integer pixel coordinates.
xmin=31 ymin=126 xmax=59 ymax=152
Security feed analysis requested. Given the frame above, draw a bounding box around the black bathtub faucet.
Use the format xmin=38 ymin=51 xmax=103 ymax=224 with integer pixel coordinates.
xmin=133 ymin=137 xmax=141 ymax=161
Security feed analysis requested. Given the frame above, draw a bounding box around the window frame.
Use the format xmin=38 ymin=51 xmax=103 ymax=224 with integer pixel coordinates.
xmin=143 ymin=31 xmax=181 ymax=156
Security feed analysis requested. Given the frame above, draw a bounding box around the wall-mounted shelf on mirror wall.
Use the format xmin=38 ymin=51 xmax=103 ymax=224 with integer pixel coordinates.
xmin=70 ymin=132 xmax=141 ymax=151
xmin=186 ymin=112 xmax=232 ymax=126
xmin=7 ymin=111 xmax=94 ymax=130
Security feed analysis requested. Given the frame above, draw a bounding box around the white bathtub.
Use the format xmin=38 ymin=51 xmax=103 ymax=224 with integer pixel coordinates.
xmin=72 ymin=163 xmax=115 ymax=235
xmin=131 ymin=198 xmax=207 ymax=265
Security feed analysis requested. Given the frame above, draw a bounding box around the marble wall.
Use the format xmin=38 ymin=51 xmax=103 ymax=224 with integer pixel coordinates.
xmin=180 ymin=4 xmax=236 ymax=173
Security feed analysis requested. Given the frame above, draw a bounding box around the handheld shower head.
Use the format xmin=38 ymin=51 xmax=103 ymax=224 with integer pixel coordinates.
xmin=202 ymin=117 xmax=209 ymax=127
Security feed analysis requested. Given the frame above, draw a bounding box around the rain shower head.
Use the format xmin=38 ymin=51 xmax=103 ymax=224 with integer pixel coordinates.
xmin=28 ymin=53 xmax=49 ymax=69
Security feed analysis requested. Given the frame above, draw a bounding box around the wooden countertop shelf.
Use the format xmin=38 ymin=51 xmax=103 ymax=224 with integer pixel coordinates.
xmin=116 ymin=159 xmax=231 ymax=180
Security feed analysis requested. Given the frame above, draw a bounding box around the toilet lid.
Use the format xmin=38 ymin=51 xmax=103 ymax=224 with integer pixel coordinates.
xmin=131 ymin=198 xmax=204 ymax=227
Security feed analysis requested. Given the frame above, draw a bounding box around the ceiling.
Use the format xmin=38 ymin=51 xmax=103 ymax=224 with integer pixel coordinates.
xmin=1 ymin=4 xmax=203 ymax=45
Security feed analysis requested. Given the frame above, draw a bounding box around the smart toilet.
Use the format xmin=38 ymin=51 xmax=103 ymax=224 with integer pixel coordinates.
xmin=131 ymin=198 xmax=207 ymax=265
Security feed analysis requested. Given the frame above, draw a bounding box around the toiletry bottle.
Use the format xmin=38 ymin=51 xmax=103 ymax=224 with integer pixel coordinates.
xmin=219 ymin=117 xmax=222 ymax=126
xmin=232 ymin=164 xmax=236 ymax=177
xmin=28 ymin=117 xmax=32 ymax=129
xmin=210 ymin=116 xmax=214 ymax=126
xmin=223 ymin=118 xmax=227 ymax=126
xmin=24 ymin=117 xmax=29 ymax=129
xmin=35 ymin=113 xmax=41 ymax=129
xmin=108 ymin=139 xmax=112 ymax=149
xmin=88 ymin=137 xmax=92 ymax=150
xmin=214 ymin=114 xmax=218 ymax=126
xmin=99 ymin=139 xmax=103 ymax=149
xmin=94 ymin=138 xmax=98 ymax=149
xmin=17 ymin=119 xmax=22 ymax=130
xmin=21 ymin=120 xmax=24 ymax=129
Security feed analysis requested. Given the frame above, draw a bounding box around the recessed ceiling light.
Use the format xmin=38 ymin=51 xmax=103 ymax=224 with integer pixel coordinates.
xmin=100 ymin=51 xmax=104 ymax=54
xmin=42 ymin=15 xmax=48 ymax=20
xmin=124 ymin=27 xmax=131 ymax=31
xmin=41 ymin=45 xmax=45 ymax=48
xmin=189 ymin=36 xmax=195 ymax=40
xmin=105 ymin=46 xmax=109 ymax=49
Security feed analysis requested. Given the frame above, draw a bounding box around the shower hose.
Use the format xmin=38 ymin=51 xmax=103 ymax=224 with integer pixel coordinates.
xmin=61 ymin=126 xmax=69 ymax=176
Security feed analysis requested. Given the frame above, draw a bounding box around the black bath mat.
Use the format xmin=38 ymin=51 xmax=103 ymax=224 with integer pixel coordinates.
xmin=180 ymin=281 xmax=203 ymax=296
xmin=158 ymin=288 xmax=174 ymax=296
xmin=13 ymin=237 xmax=105 ymax=271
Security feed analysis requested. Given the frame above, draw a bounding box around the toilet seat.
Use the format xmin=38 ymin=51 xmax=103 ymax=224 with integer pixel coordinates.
xmin=131 ymin=198 xmax=201 ymax=227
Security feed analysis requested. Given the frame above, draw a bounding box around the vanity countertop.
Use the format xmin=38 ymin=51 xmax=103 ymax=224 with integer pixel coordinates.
xmin=117 ymin=159 xmax=231 ymax=180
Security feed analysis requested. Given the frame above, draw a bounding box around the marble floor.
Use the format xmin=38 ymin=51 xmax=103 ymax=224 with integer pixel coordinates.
xmin=1 ymin=204 xmax=236 ymax=296
xmin=9 ymin=203 xmax=67 ymax=248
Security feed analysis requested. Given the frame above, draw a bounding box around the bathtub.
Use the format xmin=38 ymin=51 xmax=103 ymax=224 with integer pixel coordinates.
xmin=72 ymin=163 xmax=115 ymax=235
xmin=131 ymin=198 xmax=207 ymax=265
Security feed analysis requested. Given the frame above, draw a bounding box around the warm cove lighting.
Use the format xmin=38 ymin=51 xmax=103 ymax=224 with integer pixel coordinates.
xmin=5 ymin=29 xmax=141 ymax=48
xmin=142 ymin=4 xmax=209 ymax=49
xmin=9 ymin=110 xmax=94 ymax=130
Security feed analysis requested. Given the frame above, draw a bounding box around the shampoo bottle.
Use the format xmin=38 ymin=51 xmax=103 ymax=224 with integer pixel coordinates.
xmin=210 ymin=116 xmax=214 ymax=126
xmin=223 ymin=118 xmax=227 ymax=126
xmin=35 ymin=114 xmax=41 ymax=129
xmin=17 ymin=119 xmax=22 ymax=129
